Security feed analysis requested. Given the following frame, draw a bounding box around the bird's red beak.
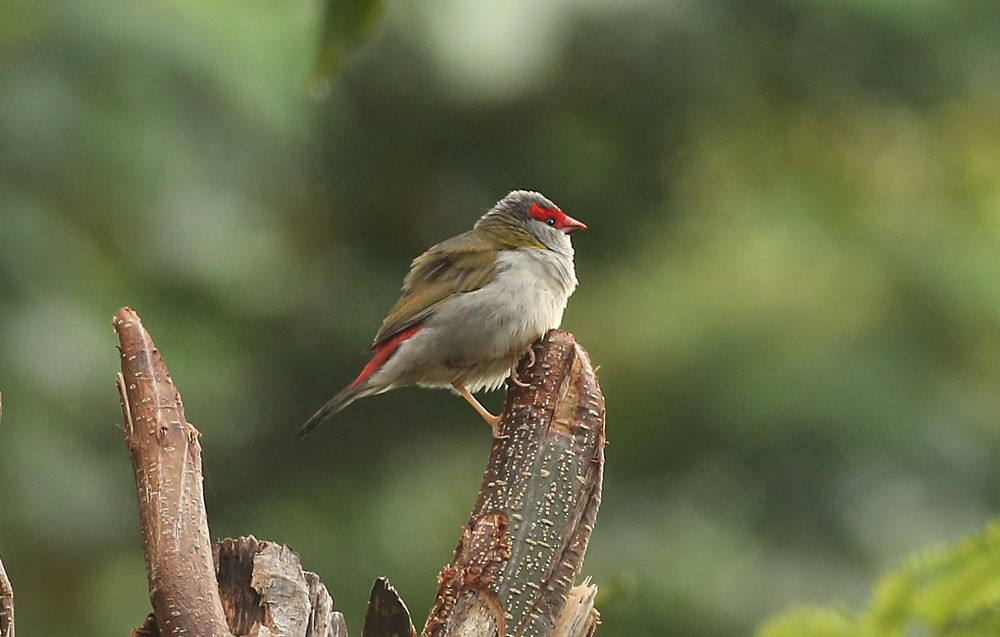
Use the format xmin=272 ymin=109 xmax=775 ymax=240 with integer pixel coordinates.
xmin=559 ymin=214 xmax=587 ymax=234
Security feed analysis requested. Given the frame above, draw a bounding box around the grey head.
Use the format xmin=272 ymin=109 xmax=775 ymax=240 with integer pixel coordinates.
xmin=476 ymin=190 xmax=587 ymax=252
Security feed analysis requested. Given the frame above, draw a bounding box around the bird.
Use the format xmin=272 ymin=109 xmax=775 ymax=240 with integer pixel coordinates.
xmin=295 ymin=190 xmax=585 ymax=442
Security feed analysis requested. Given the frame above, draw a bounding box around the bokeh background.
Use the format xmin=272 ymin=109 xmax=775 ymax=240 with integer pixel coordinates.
xmin=3 ymin=0 xmax=1000 ymax=635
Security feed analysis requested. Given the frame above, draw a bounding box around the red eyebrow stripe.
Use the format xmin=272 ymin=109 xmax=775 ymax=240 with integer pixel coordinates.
xmin=529 ymin=202 xmax=563 ymax=221
xmin=529 ymin=202 xmax=581 ymax=230
xmin=529 ymin=202 xmax=550 ymax=221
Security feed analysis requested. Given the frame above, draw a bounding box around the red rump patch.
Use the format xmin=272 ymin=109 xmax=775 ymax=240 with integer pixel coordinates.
xmin=350 ymin=326 xmax=421 ymax=389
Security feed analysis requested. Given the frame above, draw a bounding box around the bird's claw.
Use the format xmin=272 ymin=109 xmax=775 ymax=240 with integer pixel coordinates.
xmin=508 ymin=346 xmax=537 ymax=388
xmin=491 ymin=420 xmax=508 ymax=440
xmin=483 ymin=412 xmax=507 ymax=439
xmin=509 ymin=365 xmax=530 ymax=388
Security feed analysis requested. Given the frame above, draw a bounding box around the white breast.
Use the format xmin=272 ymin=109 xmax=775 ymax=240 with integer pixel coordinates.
xmin=490 ymin=247 xmax=578 ymax=338
xmin=418 ymin=247 xmax=576 ymax=383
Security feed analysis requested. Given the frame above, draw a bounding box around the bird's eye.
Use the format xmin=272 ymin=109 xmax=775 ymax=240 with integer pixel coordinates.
xmin=546 ymin=217 xmax=557 ymax=227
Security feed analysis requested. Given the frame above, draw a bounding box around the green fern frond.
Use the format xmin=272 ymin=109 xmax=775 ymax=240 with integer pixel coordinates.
xmin=759 ymin=518 xmax=1000 ymax=637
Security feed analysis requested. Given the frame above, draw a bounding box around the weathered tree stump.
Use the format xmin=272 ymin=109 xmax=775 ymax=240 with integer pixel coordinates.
xmin=0 ymin=310 xmax=605 ymax=637
xmin=423 ymin=331 xmax=605 ymax=637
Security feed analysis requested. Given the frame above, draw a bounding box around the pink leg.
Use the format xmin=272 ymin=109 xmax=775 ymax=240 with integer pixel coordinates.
xmin=452 ymin=382 xmax=503 ymax=437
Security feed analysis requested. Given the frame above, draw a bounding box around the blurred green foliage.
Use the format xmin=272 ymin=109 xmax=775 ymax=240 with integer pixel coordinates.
xmin=759 ymin=520 xmax=1000 ymax=636
xmin=2 ymin=0 xmax=1000 ymax=635
xmin=312 ymin=0 xmax=386 ymax=85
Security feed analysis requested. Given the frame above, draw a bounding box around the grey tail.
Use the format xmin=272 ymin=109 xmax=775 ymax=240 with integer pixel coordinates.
xmin=292 ymin=383 xmax=364 ymax=445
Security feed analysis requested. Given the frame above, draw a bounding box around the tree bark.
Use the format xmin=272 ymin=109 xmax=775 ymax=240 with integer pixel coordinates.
xmin=423 ymin=329 xmax=606 ymax=637
xmin=362 ymin=578 xmax=417 ymax=637
xmin=0 ymin=311 xmax=605 ymax=636
xmin=114 ymin=307 xmax=233 ymax=637
xmin=214 ymin=536 xmax=348 ymax=637
xmin=114 ymin=308 xmax=346 ymax=637
xmin=0 ymin=552 xmax=12 ymax=637
xmin=110 ymin=309 xmax=603 ymax=636
xmin=0 ymin=390 xmax=14 ymax=637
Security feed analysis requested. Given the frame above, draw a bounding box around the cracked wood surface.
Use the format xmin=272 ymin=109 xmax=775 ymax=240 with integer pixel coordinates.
xmin=423 ymin=330 xmax=605 ymax=637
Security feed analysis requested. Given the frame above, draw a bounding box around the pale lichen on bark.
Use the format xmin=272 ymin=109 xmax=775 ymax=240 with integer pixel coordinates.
xmin=424 ymin=329 xmax=605 ymax=637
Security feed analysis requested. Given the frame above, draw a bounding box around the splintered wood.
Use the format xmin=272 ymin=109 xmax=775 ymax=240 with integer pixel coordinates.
xmin=215 ymin=536 xmax=347 ymax=637
xmin=362 ymin=578 xmax=417 ymax=637
xmin=424 ymin=330 xmax=605 ymax=637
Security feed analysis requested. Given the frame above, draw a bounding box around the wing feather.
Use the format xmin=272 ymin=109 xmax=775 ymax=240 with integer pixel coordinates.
xmin=370 ymin=231 xmax=500 ymax=349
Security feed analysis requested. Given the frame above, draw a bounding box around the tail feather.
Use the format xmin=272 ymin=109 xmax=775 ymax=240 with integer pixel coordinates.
xmin=292 ymin=384 xmax=368 ymax=444
xmin=293 ymin=325 xmax=422 ymax=444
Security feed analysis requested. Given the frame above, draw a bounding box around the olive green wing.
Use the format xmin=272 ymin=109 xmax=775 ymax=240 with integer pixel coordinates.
xmin=370 ymin=231 xmax=500 ymax=349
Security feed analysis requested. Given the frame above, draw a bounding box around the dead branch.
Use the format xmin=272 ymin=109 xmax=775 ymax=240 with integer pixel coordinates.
xmin=0 ymin=390 xmax=13 ymax=637
xmin=423 ymin=329 xmax=605 ymax=637
xmin=114 ymin=308 xmax=345 ymax=637
xmin=114 ymin=307 xmax=233 ymax=637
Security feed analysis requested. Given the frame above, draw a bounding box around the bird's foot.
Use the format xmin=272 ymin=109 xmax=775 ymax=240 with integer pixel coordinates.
xmin=508 ymin=345 xmax=537 ymax=388
xmin=488 ymin=414 xmax=508 ymax=440
xmin=509 ymin=364 xmax=530 ymax=388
